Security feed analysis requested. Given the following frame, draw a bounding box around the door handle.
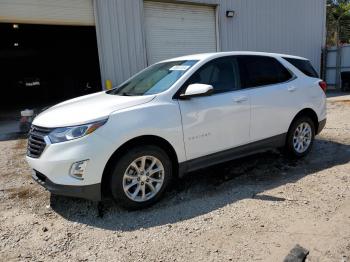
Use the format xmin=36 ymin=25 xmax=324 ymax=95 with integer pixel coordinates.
xmin=288 ymin=86 xmax=297 ymax=92
xmin=233 ymin=96 xmax=248 ymax=103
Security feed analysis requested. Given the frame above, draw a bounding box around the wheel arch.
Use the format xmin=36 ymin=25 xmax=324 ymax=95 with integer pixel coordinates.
xmin=289 ymin=108 xmax=319 ymax=134
xmin=101 ymin=135 xmax=179 ymax=198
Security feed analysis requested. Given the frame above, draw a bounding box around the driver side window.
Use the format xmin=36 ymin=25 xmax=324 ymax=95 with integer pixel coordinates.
xmin=186 ymin=57 xmax=240 ymax=94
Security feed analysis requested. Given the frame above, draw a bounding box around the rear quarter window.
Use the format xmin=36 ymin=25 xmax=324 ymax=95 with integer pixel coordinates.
xmin=283 ymin=57 xmax=319 ymax=78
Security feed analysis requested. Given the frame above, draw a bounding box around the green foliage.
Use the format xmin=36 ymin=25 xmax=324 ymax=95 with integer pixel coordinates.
xmin=327 ymin=0 xmax=350 ymax=46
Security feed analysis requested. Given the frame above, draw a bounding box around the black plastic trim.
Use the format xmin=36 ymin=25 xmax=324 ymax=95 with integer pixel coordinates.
xmin=32 ymin=170 xmax=101 ymax=201
xmin=179 ymin=133 xmax=286 ymax=176
xmin=27 ymin=125 xmax=52 ymax=158
xmin=317 ymin=118 xmax=327 ymax=135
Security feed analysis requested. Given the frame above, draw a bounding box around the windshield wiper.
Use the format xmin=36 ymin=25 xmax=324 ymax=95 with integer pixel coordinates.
xmin=121 ymin=92 xmax=133 ymax=96
xmin=120 ymin=92 xmax=145 ymax=96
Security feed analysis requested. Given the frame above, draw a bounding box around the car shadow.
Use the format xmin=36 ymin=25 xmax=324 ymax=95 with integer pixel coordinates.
xmin=51 ymin=138 xmax=350 ymax=231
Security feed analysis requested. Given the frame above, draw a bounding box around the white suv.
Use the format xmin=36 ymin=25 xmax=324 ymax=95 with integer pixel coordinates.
xmin=26 ymin=52 xmax=327 ymax=209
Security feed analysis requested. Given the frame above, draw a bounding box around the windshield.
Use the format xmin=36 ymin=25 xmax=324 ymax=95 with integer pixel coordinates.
xmin=107 ymin=60 xmax=198 ymax=96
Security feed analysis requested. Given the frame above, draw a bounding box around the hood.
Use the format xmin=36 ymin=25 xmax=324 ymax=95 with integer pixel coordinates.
xmin=33 ymin=91 xmax=155 ymax=128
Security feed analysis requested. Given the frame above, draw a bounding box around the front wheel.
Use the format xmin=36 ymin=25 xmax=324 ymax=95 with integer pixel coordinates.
xmin=110 ymin=145 xmax=173 ymax=210
xmin=284 ymin=116 xmax=315 ymax=158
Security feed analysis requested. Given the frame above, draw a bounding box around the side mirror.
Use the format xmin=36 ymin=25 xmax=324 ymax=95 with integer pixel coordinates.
xmin=180 ymin=84 xmax=214 ymax=99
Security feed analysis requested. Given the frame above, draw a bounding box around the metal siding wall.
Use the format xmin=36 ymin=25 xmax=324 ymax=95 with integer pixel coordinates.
xmin=0 ymin=0 xmax=94 ymax=25
xmin=215 ymin=0 xmax=326 ymax=73
xmin=94 ymin=0 xmax=326 ymax=87
xmin=325 ymin=45 xmax=350 ymax=86
xmin=94 ymin=0 xmax=147 ymax=88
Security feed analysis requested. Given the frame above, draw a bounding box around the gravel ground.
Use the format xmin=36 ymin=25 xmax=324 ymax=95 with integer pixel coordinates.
xmin=1 ymin=93 xmax=350 ymax=262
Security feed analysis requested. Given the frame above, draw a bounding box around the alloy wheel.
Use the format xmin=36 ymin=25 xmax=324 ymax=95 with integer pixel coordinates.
xmin=122 ymin=156 xmax=165 ymax=202
xmin=292 ymin=122 xmax=312 ymax=153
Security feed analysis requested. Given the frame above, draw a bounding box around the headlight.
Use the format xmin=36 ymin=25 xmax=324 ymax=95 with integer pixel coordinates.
xmin=48 ymin=119 xmax=108 ymax=144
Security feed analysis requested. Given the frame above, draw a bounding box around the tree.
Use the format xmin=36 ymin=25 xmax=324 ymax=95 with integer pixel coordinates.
xmin=327 ymin=0 xmax=350 ymax=46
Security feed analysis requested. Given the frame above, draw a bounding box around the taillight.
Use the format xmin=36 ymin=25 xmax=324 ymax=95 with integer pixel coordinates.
xmin=319 ymin=81 xmax=327 ymax=92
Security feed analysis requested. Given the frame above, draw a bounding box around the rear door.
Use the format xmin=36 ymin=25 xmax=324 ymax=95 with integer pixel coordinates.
xmin=237 ymin=55 xmax=297 ymax=142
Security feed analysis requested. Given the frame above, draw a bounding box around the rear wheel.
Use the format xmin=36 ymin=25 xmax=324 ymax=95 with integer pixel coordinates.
xmin=110 ymin=145 xmax=172 ymax=210
xmin=284 ymin=116 xmax=315 ymax=158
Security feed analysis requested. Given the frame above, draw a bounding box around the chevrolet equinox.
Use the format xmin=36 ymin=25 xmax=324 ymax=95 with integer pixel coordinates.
xmin=26 ymin=52 xmax=327 ymax=209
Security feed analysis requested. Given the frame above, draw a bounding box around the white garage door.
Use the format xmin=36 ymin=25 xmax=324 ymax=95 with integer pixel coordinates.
xmin=0 ymin=0 xmax=94 ymax=26
xmin=144 ymin=1 xmax=218 ymax=64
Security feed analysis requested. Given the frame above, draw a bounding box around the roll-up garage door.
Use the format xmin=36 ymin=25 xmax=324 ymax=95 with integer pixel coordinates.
xmin=144 ymin=1 xmax=217 ymax=64
xmin=0 ymin=0 xmax=94 ymax=26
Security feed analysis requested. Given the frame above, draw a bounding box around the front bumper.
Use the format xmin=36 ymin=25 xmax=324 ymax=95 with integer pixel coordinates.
xmin=32 ymin=170 xmax=101 ymax=201
xmin=26 ymin=131 xmax=113 ymax=185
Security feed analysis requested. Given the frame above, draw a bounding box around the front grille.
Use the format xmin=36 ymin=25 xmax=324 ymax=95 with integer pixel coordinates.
xmin=27 ymin=126 xmax=52 ymax=158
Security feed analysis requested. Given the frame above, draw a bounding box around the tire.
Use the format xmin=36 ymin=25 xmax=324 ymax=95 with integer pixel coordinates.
xmin=284 ymin=116 xmax=315 ymax=158
xmin=109 ymin=145 xmax=173 ymax=210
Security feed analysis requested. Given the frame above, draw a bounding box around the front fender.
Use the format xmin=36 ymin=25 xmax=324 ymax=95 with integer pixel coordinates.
xmin=96 ymin=101 xmax=186 ymax=164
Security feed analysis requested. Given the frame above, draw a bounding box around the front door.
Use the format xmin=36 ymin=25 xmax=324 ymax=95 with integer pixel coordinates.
xmin=178 ymin=56 xmax=251 ymax=160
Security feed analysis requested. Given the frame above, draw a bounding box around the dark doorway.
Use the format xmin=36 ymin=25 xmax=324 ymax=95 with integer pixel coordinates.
xmin=0 ymin=23 xmax=102 ymax=111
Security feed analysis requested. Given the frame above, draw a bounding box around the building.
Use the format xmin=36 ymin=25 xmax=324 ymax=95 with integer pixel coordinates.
xmin=0 ymin=0 xmax=326 ymax=110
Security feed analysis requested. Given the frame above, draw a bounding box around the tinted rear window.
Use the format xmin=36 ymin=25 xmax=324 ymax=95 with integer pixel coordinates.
xmin=283 ymin=57 xmax=319 ymax=78
xmin=238 ymin=56 xmax=293 ymax=88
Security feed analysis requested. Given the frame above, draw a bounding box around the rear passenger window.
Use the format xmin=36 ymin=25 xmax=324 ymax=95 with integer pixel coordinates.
xmin=238 ymin=56 xmax=293 ymax=88
xmin=283 ymin=57 xmax=319 ymax=78
xmin=186 ymin=57 xmax=240 ymax=93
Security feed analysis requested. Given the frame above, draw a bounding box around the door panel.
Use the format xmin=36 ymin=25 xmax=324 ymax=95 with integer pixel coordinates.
xmin=249 ymin=81 xmax=299 ymax=142
xmin=179 ymin=91 xmax=250 ymax=160
xmin=178 ymin=56 xmax=250 ymax=160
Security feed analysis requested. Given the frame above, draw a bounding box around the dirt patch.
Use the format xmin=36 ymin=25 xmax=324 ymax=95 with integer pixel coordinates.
xmin=1 ymin=171 xmax=16 ymax=178
xmin=6 ymin=187 xmax=33 ymax=200
xmin=329 ymin=99 xmax=350 ymax=105
xmin=12 ymin=139 xmax=28 ymax=150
